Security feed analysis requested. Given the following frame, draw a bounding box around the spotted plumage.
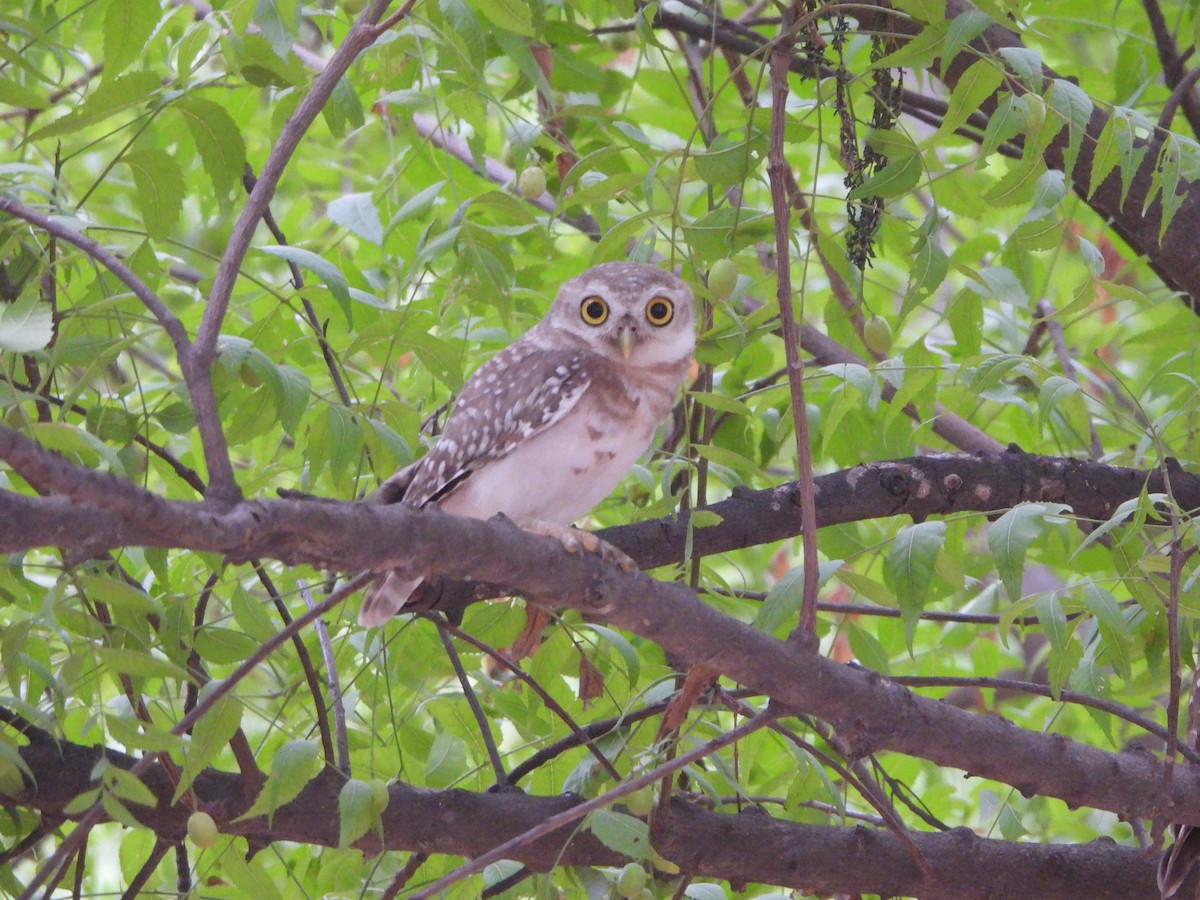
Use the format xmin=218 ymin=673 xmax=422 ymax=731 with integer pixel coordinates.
xmin=359 ymin=261 xmax=696 ymax=626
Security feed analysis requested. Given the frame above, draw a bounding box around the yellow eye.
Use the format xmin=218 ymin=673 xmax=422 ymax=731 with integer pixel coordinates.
xmin=645 ymin=297 xmax=674 ymax=326
xmin=580 ymin=296 xmax=609 ymax=325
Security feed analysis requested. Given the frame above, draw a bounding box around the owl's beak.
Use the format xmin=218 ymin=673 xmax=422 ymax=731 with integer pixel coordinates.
xmin=617 ymin=327 xmax=637 ymax=359
xmin=615 ymin=315 xmax=638 ymax=358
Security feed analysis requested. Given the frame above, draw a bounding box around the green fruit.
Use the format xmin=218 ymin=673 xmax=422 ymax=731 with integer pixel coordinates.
xmin=187 ymin=811 xmax=219 ymax=848
xmin=517 ymin=167 xmax=547 ymax=200
xmin=863 ymin=315 xmax=893 ymax=354
xmin=708 ymin=258 xmax=738 ymax=299
xmin=624 ymin=786 xmax=654 ymax=816
xmin=616 ymin=862 xmax=647 ymax=898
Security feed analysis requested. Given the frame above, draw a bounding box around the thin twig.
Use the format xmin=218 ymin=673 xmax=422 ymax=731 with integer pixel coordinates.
xmin=1143 ymin=0 xmax=1200 ymax=138
xmin=433 ymin=616 xmax=508 ymax=786
xmin=120 ymin=839 xmax=171 ymax=900
xmin=254 ymin=564 xmax=338 ymax=767
xmin=1158 ymin=65 xmax=1200 ymax=134
xmin=895 ymin=675 xmax=1200 ymax=766
xmin=766 ymin=5 xmax=821 ymax=634
xmin=380 ymin=851 xmax=428 ymax=899
xmin=301 ymin=579 xmax=350 ymax=776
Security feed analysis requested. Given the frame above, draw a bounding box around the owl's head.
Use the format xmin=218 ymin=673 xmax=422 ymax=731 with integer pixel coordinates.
xmin=543 ymin=262 xmax=696 ymax=366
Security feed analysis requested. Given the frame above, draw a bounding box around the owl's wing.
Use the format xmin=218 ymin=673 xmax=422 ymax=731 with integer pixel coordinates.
xmin=400 ymin=341 xmax=592 ymax=508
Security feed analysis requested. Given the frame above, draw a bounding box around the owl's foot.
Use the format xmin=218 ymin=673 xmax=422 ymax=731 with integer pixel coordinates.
xmin=520 ymin=520 xmax=637 ymax=573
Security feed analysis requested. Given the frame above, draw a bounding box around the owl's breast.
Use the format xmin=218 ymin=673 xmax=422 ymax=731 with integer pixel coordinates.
xmin=437 ymin=372 xmax=670 ymax=524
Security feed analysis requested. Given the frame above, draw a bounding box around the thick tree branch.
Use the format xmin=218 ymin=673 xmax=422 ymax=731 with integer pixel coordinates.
xmin=4 ymin=727 xmax=1186 ymax=900
xmin=2 ymin=424 xmax=1199 ymax=824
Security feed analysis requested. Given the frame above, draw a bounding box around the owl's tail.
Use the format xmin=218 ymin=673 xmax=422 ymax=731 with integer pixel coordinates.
xmin=358 ymin=571 xmax=422 ymax=626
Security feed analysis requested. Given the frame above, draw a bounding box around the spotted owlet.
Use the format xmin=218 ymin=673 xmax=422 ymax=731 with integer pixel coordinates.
xmin=358 ymin=261 xmax=697 ymax=626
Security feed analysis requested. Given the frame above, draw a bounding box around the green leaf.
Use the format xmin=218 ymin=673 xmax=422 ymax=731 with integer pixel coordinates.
xmin=979 ymin=93 xmax=1027 ymax=162
xmin=338 ymin=778 xmax=388 ymax=848
xmin=1073 ymin=493 xmax=1163 ymax=556
xmin=253 ymin=0 xmax=293 ymax=59
xmin=975 ymin=266 xmax=1029 ymax=308
xmin=847 ymin=622 xmax=891 ymax=675
xmin=237 ymin=740 xmax=320 ymax=826
xmin=102 ymin=0 xmax=161 ymax=78
xmin=327 ymin=192 xmax=383 ymax=245
xmin=1087 ymin=112 xmax=1125 ymax=199
xmin=220 ymin=840 xmax=285 ymax=900
xmin=884 ymin=521 xmax=947 ymax=649
xmin=680 ymin=207 xmax=774 ymax=258
xmin=937 ymin=59 xmax=1003 ymax=140
xmin=424 ymin=731 xmax=467 ymax=789
xmin=322 ymin=76 xmax=365 ymax=138
xmin=0 ymin=740 xmax=35 ymax=796
xmin=754 ymin=561 xmax=843 ymax=634
xmin=105 ymin=713 xmax=185 ymax=753
xmin=78 ymin=573 xmax=161 ymax=617
xmin=93 ymin=648 xmax=192 ymax=681
xmin=0 ymin=78 xmax=47 ymax=110
xmin=467 ymin=0 xmax=534 ymax=36
xmin=0 ymin=294 xmax=53 ymax=353
xmin=983 ymin=154 xmax=1046 ymax=207
xmin=1155 ymin=135 xmax=1185 ymax=238
xmin=1046 ymin=78 xmax=1093 ymax=177
xmin=84 ymin=405 xmax=139 ymax=443
xmin=1083 ymin=583 xmax=1133 ymax=684
xmin=947 ymin=289 xmax=982 ymax=357
xmin=1036 ymin=593 xmax=1080 ymax=697
xmin=194 ymin=626 xmax=261 ymax=665
xmin=276 ymin=364 xmax=311 ymax=436
xmin=123 ymin=149 xmax=185 ymax=240
xmin=988 ymin=503 xmax=1070 ymax=601
xmin=997 ymin=47 xmax=1045 ymax=93
xmin=903 ymin=231 xmax=948 ymax=309
xmin=588 ymin=808 xmax=650 ymax=859
xmin=31 ymin=71 xmax=160 ymax=140
xmin=1037 ymin=375 xmax=1079 ymax=432
xmin=175 ymin=681 xmax=242 ymax=802
xmin=688 ymin=510 xmax=724 ymax=528
xmin=259 ymin=245 xmax=352 ymax=324
xmin=584 ymin=624 xmax=640 ymax=688
xmin=941 ymin=8 xmax=992 ymax=61
xmin=694 ymin=130 xmax=768 ymax=186
xmin=104 ymin=763 xmax=158 ymax=807
xmin=173 ymin=96 xmax=248 ymax=200
xmin=847 ymin=153 xmax=922 ymax=200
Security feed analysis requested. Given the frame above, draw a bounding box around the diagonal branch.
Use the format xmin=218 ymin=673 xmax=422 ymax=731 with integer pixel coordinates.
xmin=5 ymin=721 xmax=1187 ymax=899
xmin=0 ymin=197 xmax=189 ymax=354
xmin=3 ymin=424 xmax=1200 ymax=823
